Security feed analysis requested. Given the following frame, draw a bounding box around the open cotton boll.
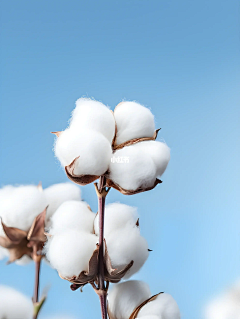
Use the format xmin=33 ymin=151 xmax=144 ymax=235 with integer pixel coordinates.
xmin=0 ymin=185 xmax=47 ymax=231
xmin=131 ymin=141 xmax=170 ymax=177
xmin=109 ymin=146 xmax=156 ymax=191
xmin=45 ymin=229 xmax=97 ymax=278
xmin=0 ymin=285 xmax=33 ymax=319
xmin=114 ymin=101 xmax=155 ymax=145
xmin=137 ymin=293 xmax=180 ymax=319
xmin=105 ymin=225 xmax=149 ymax=278
xmin=44 ymin=183 xmax=81 ymax=219
xmin=94 ymin=203 xmax=138 ymax=236
xmin=70 ymin=98 xmax=116 ymax=143
xmin=50 ymin=200 xmax=95 ymax=234
xmin=55 ymin=128 xmax=112 ymax=176
xmin=108 ymin=281 xmax=151 ymax=319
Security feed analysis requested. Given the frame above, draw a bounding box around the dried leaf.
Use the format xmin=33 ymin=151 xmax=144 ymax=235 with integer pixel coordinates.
xmin=65 ymin=157 xmax=99 ymax=185
xmin=27 ymin=208 xmax=47 ymax=243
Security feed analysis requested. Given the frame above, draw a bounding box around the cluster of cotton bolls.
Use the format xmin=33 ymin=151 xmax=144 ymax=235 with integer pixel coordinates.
xmin=45 ymin=202 xmax=149 ymax=280
xmin=107 ymin=280 xmax=180 ymax=319
xmin=54 ymin=98 xmax=170 ymax=192
xmin=0 ymin=285 xmax=33 ymax=319
xmin=0 ymin=182 xmax=81 ymax=264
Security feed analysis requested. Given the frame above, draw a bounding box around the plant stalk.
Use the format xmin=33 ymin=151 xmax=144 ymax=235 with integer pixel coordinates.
xmin=97 ymin=176 xmax=108 ymax=319
xmin=32 ymin=245 xmax=43 ymax=319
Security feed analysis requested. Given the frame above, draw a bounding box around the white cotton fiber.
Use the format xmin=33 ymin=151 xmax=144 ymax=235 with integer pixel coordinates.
xmin=137 ymin=293 xmax=180 ymax=319
xmin=55 ymin=128 xmax=112 ymax=176
xmin=94 ymin=203 xmax=138 ymax=236
xmin=114 ymin=101 xmax=155 ymax=145
xmin=105 ymin=225 xmax=149 ymax=278
xmin=0 ymin=247 xmax=8 ymax=260
xmin=45 ymin=229 xmax=97 ymax=278
xmin=108 ymin=280 xmax=151 ymax=319
xmin=15 ymin=255 xmax=32 ymax=266
xmin=0 ymin=185 xmax=47 ymax=231
xmin=109 ymin=146 xmax=157 ymax=191
xmin=0 ymin=285 xmax=33 ymax=319
xmin=136 ymin=316 xmax=159 ymax=319
xmin=70 ymin=98 xmax=116 ymax=143
xmin=131 ymin=141 xmax=170 ymax=177
xmin=44 ymin=183 xmax=81 ymax=219
xmin=50 ymin=200 xmax=95 ymax=234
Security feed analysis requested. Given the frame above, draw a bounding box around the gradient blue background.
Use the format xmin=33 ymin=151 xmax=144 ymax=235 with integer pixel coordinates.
xmin=0 ymin=1 xmax=239 ymax=318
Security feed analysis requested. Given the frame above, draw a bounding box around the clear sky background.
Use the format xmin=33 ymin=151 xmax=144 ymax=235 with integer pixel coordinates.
xmin=0 ymin=1 xmax=239 ymax=318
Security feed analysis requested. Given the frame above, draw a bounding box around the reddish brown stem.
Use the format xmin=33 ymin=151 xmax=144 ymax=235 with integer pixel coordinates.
xmin=33 ymin=258 xmax=41 ymax=304
xmin=97 ymin=176 xmax=108 ymax=319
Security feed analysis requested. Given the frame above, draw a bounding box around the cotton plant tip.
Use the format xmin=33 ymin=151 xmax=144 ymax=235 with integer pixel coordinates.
xmin=114 ymin=101 xmax=155 ymax=145
xmin=54 ymin=128 xmax=112 ymax=176
xmin=132 ymin=141 xmax=170 ymax=177
xmin=105 ymin=225 xmax=149 ymax=278
xmin=50 ymin=200 xmax=95 ymax=234
xmin=70 ymin=98 xmax=116 ymax=143
xmin=45 ymin=229 xmax=97 ymax=278
xmin=108 ymin=280 xmax=151 ymax=319
xmin=44 ymin=183 xmax=81 ymax=219
xmin=109 ymin=146 xmax=157 ymax=191
xmin=0 ymin=285 xmax=33 ymax=319
xmin=94 ymin=203 xmax=138 ymax=236
xmin=137 ymin=293 xmax=180 ymax=319
xmin=0 ymin=185 xmax=47 ymax=231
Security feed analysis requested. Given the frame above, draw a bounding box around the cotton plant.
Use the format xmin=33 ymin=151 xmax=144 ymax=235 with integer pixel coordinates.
xmin=107 ymin=281 xmax=180 ymax=319
xmin=0 ymin=182 xmax=81 ymax=318
xmin=49 ymin=98 xmax=177 ymax=319
xmin=0 ymin=285 xmax=34 ymax=319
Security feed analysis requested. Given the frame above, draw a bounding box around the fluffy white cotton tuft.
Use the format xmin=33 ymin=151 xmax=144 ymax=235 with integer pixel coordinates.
xmin=94 ymin=203 xmax=138 ymax=236
xmin=0 ymin=185 xmax=47 ymax=232
xmin=50 ymin=200 xmax=95 ymax=234
xmin=0 ymin=285 xmax=33 ymax=319
xmin=0 ymin=247 xmax=8 ymax=260
xmin=109 ymin=146 xmax=156 ymax=191
xmin=137 ymin=293 xmax=180 ymax=319
xmin=204 ymin=280 xmax=240 ymax=319
xmin=133 ymin=141 xmax=170 ymax=177
xmin=45 ymin=229 xmax=97 ymax=278
xmin=108 ymin=281 xmax=151 ymax=319
xmin=136 ymin=316 xmax=159 ymax=319
xmin=70 ymin=98 xmax=116 ymax=143
xmin=55 ymin=128 xmax=112 ymax=176
xmin=114 ymin=101 xmax=155 ymax=145
xmin=15 ymin=255 xmax=32 ymax=266
xmin=44 ymin=183 xmax=81 ymax=219
xmin=105 ymin=225 xmax=149 ymax=278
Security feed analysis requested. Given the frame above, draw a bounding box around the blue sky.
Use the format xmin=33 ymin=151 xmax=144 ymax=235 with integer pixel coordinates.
xmin=0 ymin=0 xmax=239 ymax=318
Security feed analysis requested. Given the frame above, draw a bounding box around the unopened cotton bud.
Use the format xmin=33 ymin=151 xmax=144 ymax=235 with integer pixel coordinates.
xmin=50 ymin=200 xmax=95 ymax=234
xmin=45 ymin=229 xmax=97 ymax=278
xmin=0 ymin=285 xmax=33 ymax=319
xmin=44 ymin=183 xmax=81 ymax=219
xmin=114 ymin=101 xmax=155 ymax=145
xmin=109 ymin=146 xmax=156 ymax=191
xmin=105 ymin=225 xmax=149 ymax=278
xmin=108 ymin=281 xmax=151 ymax=319
xmin=137 ymin=293 xmax=180 ymax=319
xmin=54 ymin=128 xmax=112 ymax=176
xmin=94 ymin=203 xmax=138 ymax=236
xmin=70 ymin=98 xmax=115 ymax=143
xmin=0 ymin=185 xmax=47 ymax=232
xmin=132 ymin=141 xmax=170 ymax=177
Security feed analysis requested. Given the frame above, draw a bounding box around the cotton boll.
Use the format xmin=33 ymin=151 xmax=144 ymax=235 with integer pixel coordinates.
xmin=94 ymin=203 xmax=138 ymax=236
xmin=137 ymin=293 xmax=180 ymax=319
xmin=0 ymin=185 xmax=47 ymax=231
xmin=45 ymin=229 xmax=97 ymax=278
xmin=109 ymin=146 xmax=156 ymax=191
xmin=132 ymin=141 xmax=170 ymax=177
xmin=105 ymin=225 xmax=149 ymax=278
xmin=44 ymin=183 xmax=81 ymax=219
xmin=55 ymin=128 xmax=112 ymax=176
xmin=114 ymin=101 xmax=155 ymax=145
xmin=50 ymin=200 xmax=95 ymax=234
xmin=0 ymin=285 xmax=33 ymax=319
xmin=108 ymin=281 xmax=151 ymax=319
xmin=70 ymin=98 xmax=115 ymax=143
